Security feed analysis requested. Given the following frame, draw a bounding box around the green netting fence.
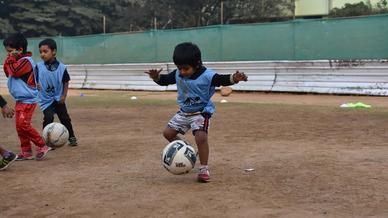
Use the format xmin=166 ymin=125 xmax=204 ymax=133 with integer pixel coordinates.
xmin=1 ymin=14 xmax=387 ymax=64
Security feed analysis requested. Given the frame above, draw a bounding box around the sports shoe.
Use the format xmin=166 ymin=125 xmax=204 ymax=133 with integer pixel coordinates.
xmin=35 ymin=145 xmax=50 ymax=161
xmin=68 ymin=137 xmax=78 ymax=147
xmin=0 ymin=152 xmax=18 ymax=171
xmin=197 ymin=167 xmax=210 ymax=183
xmin=16 ymin=151 xmax=34 ymax=161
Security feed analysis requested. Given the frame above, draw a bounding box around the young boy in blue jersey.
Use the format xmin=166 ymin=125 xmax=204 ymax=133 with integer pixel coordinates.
xmin=146 ymin=42 xmax=248 ymax=182
xmin=36 ymin=39 xmax=78 ymax=147
xmin=3 ymin=33 xmax=50 ymax=161
xmin=0 ymin=94 xmax=18 ymax=170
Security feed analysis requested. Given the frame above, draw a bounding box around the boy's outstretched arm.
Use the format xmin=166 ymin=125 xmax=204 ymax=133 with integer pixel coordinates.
xmin=145 ymin=68 xmax=177 ymax=86
xmin=211 ymin=71 xmax=248 ymax=87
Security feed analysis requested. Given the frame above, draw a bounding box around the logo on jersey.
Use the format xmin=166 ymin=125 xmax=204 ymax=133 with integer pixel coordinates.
xmin=184 ymin=97 xmax=201 ymax=106
xmin=45 ymin=85 xmax=55 ymax=96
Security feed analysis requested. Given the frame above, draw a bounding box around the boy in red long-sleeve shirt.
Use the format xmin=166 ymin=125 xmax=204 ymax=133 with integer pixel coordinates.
xmin=2 ymin=33 xmax=50 ymax=161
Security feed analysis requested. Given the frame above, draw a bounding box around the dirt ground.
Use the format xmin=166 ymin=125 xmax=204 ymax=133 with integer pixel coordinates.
xmin=1 ymin=89 xmax=388 ymax=218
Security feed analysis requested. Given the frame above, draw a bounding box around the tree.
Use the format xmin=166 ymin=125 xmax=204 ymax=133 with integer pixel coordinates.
xmin=224 ymin=0 xmax=294 ymax=24
xmin=329 ymin=2 xmax=372 ymax=17
xmin=376 ymin=0 xmax=388 ymax=13
xmin=0 ymin=0 xmax=295 ymax=38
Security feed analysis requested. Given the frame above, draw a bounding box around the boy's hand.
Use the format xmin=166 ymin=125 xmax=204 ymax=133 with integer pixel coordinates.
xmin=59 ymin=95 xmax=66 ymax=104
xmin=5 ymin=53 xmax=17 ymax=64
xmin=233 ymin=71 xmax=248 ymax=83
xmin=145 ymin=68 xmax=163 ymax=80
xmin=10 ymin=50 xmax=21 ymax=58
xmin=1 ymin=105 xmax=15 ymax=118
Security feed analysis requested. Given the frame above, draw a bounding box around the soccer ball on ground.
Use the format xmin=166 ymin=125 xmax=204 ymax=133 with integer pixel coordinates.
xmin=162 ymin=140 xmax=197 ymax=175
xmin=42 ymin=122 xmax=69 ymax=148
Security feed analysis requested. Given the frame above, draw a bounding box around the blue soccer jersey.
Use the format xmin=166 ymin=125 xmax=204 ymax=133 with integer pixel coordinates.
xmin=175 ymin=68 xmax=216 ymax=114
xmin=7 ymin=56 xmax=38 ymax=104
xmin=154 ymin=66 xmax=235 ymax=114
xmin=36 ymin=61 xmax=66 ymax=111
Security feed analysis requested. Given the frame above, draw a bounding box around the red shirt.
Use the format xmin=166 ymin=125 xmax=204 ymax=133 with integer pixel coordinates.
xmin=3 ymin=52 xmax=36 ymax=88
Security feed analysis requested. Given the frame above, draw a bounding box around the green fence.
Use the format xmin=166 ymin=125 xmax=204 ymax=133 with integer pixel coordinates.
xmin=1 ymin=14 xmax=387 ymax=64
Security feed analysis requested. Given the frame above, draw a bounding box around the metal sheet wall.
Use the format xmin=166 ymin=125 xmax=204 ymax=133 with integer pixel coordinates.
xmin=1 ymin=60 xmax=388 ymax=95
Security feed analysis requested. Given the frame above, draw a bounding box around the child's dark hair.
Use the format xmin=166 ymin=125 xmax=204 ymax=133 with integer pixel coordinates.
xmin=3 ymin=33 xmax=28 ymax=53
xmin=173 ymin=42 xmax=202 ymax=68
xmin=39 ymin=38 xmax=57 ymax=51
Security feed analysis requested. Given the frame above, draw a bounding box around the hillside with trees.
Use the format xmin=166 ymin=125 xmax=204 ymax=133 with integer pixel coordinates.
xmin=0 ymin=0 xmax=387 ymax=38
xmin=0 ymin=0 xmax=294 ymax=38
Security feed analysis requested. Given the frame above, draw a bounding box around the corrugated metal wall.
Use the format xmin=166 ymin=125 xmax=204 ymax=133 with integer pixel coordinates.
xmin=1 ymin=60 xmax=388 ymax=95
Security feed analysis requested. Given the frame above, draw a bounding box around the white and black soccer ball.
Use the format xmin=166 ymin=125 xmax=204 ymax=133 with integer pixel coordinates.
xmin=162 ymin=140 xmax=197 ymax=175
xmin=42 ymin=122 xmax=69 ymax=148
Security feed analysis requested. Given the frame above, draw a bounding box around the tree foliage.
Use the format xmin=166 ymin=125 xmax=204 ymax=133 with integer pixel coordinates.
xmin=329 ymin=0 xmax=388 ymax=18
xmin=2 ymin=0 xmax=385 ymax=38
xmin=0 ymin=0 xmax=295 ymax=38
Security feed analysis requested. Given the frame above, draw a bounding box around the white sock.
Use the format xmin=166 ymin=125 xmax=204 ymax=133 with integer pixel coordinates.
xmin=200 ymin=165 xmax=208 ymax=170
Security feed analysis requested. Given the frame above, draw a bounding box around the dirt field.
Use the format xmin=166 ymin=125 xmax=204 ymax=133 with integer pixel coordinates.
xmin=1 ymin=90 xmax=388 ymax=218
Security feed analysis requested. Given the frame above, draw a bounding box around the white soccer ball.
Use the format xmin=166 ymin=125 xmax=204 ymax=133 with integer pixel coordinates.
xmin=161 ymin=140 xmax=197 ymax=175
xmin=42 ymin=122 xmax=69 ymax=148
